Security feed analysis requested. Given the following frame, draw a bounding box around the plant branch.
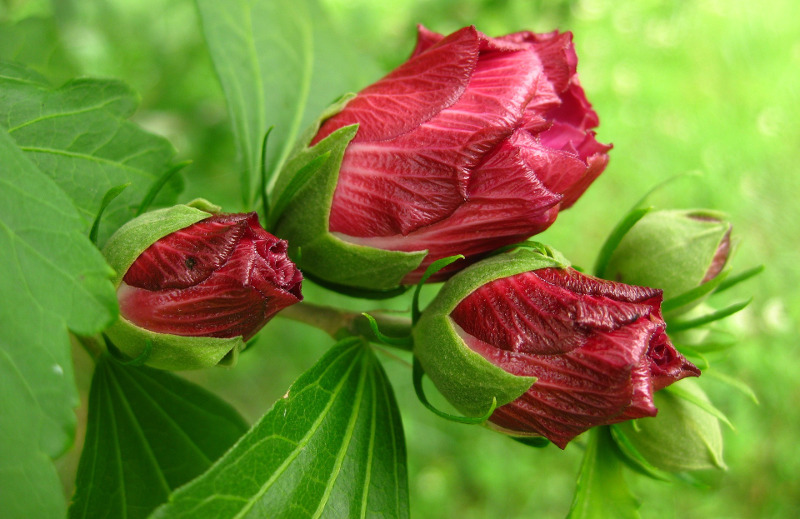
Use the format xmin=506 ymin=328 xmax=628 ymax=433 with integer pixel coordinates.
xmin=277 ymin=301 xmax=414 ymax=350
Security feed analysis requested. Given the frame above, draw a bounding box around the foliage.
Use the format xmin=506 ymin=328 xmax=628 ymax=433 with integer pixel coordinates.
xmin=1 ymin=0 xmax=798 ymax=518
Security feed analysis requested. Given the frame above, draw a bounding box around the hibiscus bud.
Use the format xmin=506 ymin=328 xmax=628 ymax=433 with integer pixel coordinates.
xmin=103 ymin=201 xmax=303 ymax=370
xmin=413 ymin=247 xmax=699 ymax=448
xmin=604 ymin=209 xmax=732 ymax=313
xmin=614 ymin=379 xmax=726 ymax=471
xmin=273 ymin=25 xmax=611 ymax=293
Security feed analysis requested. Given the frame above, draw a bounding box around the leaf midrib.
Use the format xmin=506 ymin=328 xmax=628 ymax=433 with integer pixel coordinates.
xmin=230 ymin=341 xmax=365 ymax=518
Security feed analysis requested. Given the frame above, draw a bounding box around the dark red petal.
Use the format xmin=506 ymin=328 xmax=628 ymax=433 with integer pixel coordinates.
xmin=463 ymin=321 xmax=657 ymax=448
xmin=450 ymin=268 xmax=697 ymax=448
xmin=313 ymin=26 xmax=480 ymax=144
xmin=329 ymin=45 xmax=543 ymax=237
xmin=452 ymin=269 xmax=662 ymax=355
xmin=120 ymin=214 xmax=302 ymax=340
xmin=123 ymin=213 xmax=250 ymax=290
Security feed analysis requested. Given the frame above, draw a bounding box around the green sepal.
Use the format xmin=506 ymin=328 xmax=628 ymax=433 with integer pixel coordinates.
xmin=272 ymin=122 xmax=426 ymax=291
xmin=412 ymin=247 xmax=569 ymax=417
xmin=102 ymin=201 xmax=218 ymax=288
xmin=604 ymin=209 xmax=731 ymax=314
xmin=613 ymin=379 xmax=726 ymax=472
xmin=103 ymin=316 xmax=244 ymax=371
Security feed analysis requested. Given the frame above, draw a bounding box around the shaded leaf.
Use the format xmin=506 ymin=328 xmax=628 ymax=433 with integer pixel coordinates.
xmin=152 ymin=338 xmax=409 ymax=519
xmin=68 ymin=356 xmax=249 ymax=519
xmin=0 ymin=129 xmax=117 ymax=519
xmin=195 ymin=0 xmax=381 ymax=207
xmin=0 ymin=62 xmax=182 ymax=245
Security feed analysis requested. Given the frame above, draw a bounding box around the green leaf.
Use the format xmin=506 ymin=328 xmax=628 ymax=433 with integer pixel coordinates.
xmin=0 ymin=129 xmax=117 ymax=518
xmin=667 ymin=298 xmax=752 ymax=332
xmin=0 ymin=62 xmax=182 ymax=245
xmin=195 ymin=0 xmax=381 ymax=207
xmin=567 ymin=427 xmax=641 ymax=519
xmin=68 ymin=356 xmax=249 ymax=519
xmin=151 ymin=338 xmax=409 ymax=519
xmin=0 ymin=16 xmax=79 ymax=83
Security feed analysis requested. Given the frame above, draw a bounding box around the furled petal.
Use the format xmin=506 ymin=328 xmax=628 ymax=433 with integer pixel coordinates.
xmin=329 ymin=43 xmax=544 ymax=237
xmin=123 ymin=214 xmax=249 ymax=290
xmin=119 ymin=213 xmax=302 ymax=340
xmin=449 ymin=268 xmax=698 ymax=448
xmin=336 ymin=136 xmax=562 ymax=282
xmin=313 ymin=26 xmax=480 ymax=144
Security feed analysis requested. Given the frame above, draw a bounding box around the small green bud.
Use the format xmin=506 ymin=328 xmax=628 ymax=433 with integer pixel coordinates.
xmin=604 ymin=209 xmax=732 ymax=315
xmin=614 ymin=379 xmax=726 ymax=472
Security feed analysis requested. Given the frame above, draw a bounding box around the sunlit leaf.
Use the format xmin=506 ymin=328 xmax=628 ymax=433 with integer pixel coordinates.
xmin=68 ymin=356 xmax=249 ymax=519
xmin=0 ymin=62 xmax=182 ymax=245
xmin=152 ymin=337 xmax=409 ymax=519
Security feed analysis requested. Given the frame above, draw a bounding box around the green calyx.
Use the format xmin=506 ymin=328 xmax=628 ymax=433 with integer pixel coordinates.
xmin=604 ymin=209 xmax=732 ymax=314
xmin=271 ymin=98 xmax=426 ymax=293
xmin=412 ymin=246 xmax=569 ymax=418
xmin=104 ymin=317 xmax=244 ymax=371
xmin=102 ymin=200 xmax=244 ymax=370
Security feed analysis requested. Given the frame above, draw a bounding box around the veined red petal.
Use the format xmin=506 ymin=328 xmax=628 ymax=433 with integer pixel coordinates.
xmin=314 ymin=26 xmax=480 ymax=144
xmin=329 ymin=44 xmax=544 ymax=237
xmin=449 ymin=267 xmax=698 ymax=448
xmin=120 ymin=213 xmax=302 ymax=340
xmin=123 ymin=214 xmax=249 ymax=290
xmin=335 ymin=136 xmax=562 ymax=282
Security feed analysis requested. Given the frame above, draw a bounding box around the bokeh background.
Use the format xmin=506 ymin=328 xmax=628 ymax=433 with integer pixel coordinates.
xmin=3 ymin=0 xmax=798 ymax=517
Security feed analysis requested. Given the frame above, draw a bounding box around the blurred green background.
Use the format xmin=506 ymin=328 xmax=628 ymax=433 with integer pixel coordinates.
xmin=3 ymin=0 xmax=798 ymax=517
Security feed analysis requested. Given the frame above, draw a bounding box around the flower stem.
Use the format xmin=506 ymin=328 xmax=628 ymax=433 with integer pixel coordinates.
xmin=277 ymin=301 xmax=413 ymax=350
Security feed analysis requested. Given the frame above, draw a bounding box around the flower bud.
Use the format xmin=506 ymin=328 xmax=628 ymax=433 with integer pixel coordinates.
xmin=604 ymin=209 xmax=732 ymax=312
xmin=273 ymin=25 xmax=610 ymax=293
xmin=614 ymin=379 xmax=726 ymax=471
xmin=103 ymin=201 xmax=303 ymax=370
xmin=413 ymin=247 xmax=699 ymax=448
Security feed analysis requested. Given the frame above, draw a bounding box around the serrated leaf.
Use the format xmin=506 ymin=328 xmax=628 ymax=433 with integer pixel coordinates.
xmin=0 ymin=129 xmax=117 ymax=519
xmin=195 ymin=0 xmax=380 ymax=207
xmin=567 ymin=427 xmax=641 ymax=519
xmin=0 ymin=62 xmax=182 ymax=245
xmin=151 ymin=338 xmax=409 ymax=519
xmin=68 ymin=356 xmax=249 ymax=519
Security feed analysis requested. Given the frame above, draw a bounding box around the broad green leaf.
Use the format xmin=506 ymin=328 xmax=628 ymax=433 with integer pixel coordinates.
xmin=0 ymin=62 xmax=182 ymax=245
xmin=68 ymin=356 xmax=249 ymax=519
xmin=0 ymin=129 xmax=117 ymax=519
xmin=567 ymin=427 xmax=641 ymax=519
xmin=195 ymin=0 xmax=380 ymax=207
xmin=151 ymin=338 xmax=409 ymax=519
xmin=0 ymin=16 xmax=78 ymax=83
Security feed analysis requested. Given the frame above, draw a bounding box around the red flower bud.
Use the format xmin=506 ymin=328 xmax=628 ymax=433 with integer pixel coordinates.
xmin=118 ymin=212 xmax=302 ymax=341
xmin=449 ymin=267 xmax=699 ymax=448
xmin=310 ymin=25 xmax=611 ymax=284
